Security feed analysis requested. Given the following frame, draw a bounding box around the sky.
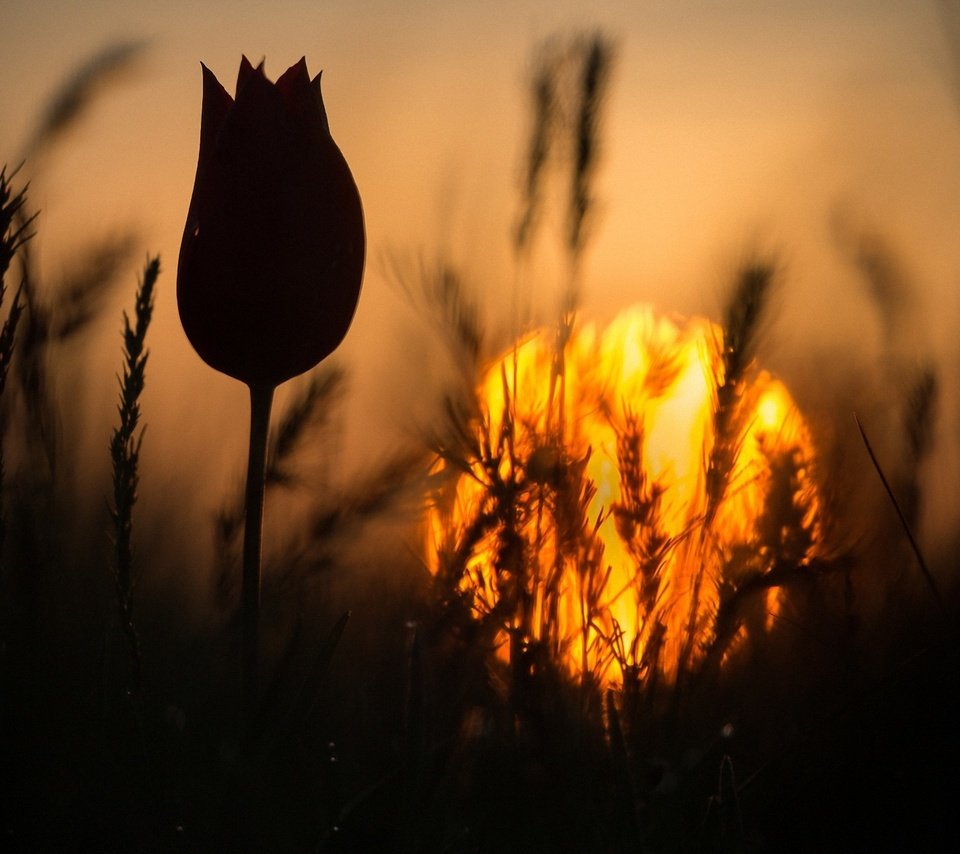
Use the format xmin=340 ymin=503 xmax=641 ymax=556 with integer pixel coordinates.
xmin=3 ymin=0 xmax=960 ymax=566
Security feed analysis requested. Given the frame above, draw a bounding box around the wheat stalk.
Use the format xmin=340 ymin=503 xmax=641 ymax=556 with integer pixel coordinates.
xmin=109 ymin=255 xmax=159 ymax=696
xmin=0 ymin=166 xmax=32 ymax=563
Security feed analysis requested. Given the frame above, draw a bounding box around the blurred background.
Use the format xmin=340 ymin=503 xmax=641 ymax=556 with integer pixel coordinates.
xmin=3 ymin=0 xmax=960 ymax=602
xmin=7 ymin=5 xmax=960 ymax=849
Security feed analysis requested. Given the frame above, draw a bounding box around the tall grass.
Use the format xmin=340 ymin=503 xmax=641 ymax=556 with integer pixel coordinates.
xmin=408 ymin=33 xmax=960 ymax=850
xmin=426 ymin=35 xmax=824 ymax=705
xmin=0 ymin=33 xmax=957 ymax=853
xmin=0 ymin=166 xmax=31 ymax=560
xmin=109 ymin=255 xmax=159 ymax=697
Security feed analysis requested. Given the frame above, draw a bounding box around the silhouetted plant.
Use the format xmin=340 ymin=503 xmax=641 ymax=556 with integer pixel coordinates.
xmin=0 ymin=27 xmax=955 ymax=854
xmin=679 ymin=261 xmax=776 ymax=677
xmin=177 ymin=57 xmax=365 ymax=720
xmin=9 ymin=41 xmax=147 ymax=478
xmin=0 ymin=166 xmax=32 ymax=561
xmin=109 ymin=256 xmax=159 ymax=696
xmin=421 ymin=39 xmax=835 ymax=782
xmin=213 ymin=366 xmax=345 ymax=607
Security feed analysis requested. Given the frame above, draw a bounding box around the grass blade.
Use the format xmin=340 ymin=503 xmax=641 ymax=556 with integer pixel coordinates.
xmin=854 ymin=413 xmax=950 ymax=624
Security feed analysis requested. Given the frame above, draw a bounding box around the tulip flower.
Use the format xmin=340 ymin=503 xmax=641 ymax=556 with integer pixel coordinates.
xmin=177 ymin=57 xmax=364 ymax=718
xmin=178 ymin=55 xmax=364 ymax=385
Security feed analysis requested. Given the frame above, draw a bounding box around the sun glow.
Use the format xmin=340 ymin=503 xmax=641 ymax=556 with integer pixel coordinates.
xmin=427 ymin=305 xmax=823 ymax=688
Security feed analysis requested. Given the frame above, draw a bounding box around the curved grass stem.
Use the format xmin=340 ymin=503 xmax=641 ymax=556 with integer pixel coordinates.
xmin=854 ymin=413 xmax=950 ymax=625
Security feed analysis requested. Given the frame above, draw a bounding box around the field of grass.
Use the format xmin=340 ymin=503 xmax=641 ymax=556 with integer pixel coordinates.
xmin=2 ymin=35 xmax=960 ymax=852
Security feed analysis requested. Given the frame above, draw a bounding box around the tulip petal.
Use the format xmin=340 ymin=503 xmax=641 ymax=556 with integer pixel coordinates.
xmin=311 ymin=71 xmax=330 ymax=133
xmin=236 ymin=55 xmax=264 ymax=95
xmin=276 ymin=58 xmax=329 ymax=139
xmin=199 ymin=64 xmax=233 ymax=155
xmin=275 ymin=56 xmax=310 ymax=96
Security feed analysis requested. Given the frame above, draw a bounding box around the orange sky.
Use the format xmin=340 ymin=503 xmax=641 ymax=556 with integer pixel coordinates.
xmin=3 ymin=0 xmax=960 ymax=577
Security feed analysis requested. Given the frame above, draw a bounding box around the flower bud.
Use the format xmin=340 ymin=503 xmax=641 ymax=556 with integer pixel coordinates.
xmin=177 ymin=57 xmax=364 ymax=386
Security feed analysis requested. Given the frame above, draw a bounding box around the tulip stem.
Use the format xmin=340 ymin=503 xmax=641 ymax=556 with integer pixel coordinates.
xmin=242 ymin=381 xmax=275 ymax=723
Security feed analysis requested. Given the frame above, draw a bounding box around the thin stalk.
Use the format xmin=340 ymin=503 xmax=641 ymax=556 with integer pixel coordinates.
xmin=854 ymin=413 xmax=950 ymax=624
xmin=109 ymin=255 xmax=159 ymax=698
xmin=242 ymin=381 xmax=275 ymax=720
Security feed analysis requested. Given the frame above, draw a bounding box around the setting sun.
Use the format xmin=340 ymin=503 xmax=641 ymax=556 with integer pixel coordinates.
xmin=427 ymin=302 xmax=822 ymax=687
xmin=3 ymin=3 xmax=960 ymax=848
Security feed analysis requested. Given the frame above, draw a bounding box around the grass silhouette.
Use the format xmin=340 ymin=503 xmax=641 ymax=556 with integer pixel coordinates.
xmin=0 ymin=34 xmax=958 ymax=852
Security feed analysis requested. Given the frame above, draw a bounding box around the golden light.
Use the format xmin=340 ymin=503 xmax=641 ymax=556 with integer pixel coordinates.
xmin=427 ymin=305 xmax=823 ymax=689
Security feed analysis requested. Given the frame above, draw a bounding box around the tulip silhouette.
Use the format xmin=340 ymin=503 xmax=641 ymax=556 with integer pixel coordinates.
xmin=177 ymin=57 xmax=364 ymax=719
